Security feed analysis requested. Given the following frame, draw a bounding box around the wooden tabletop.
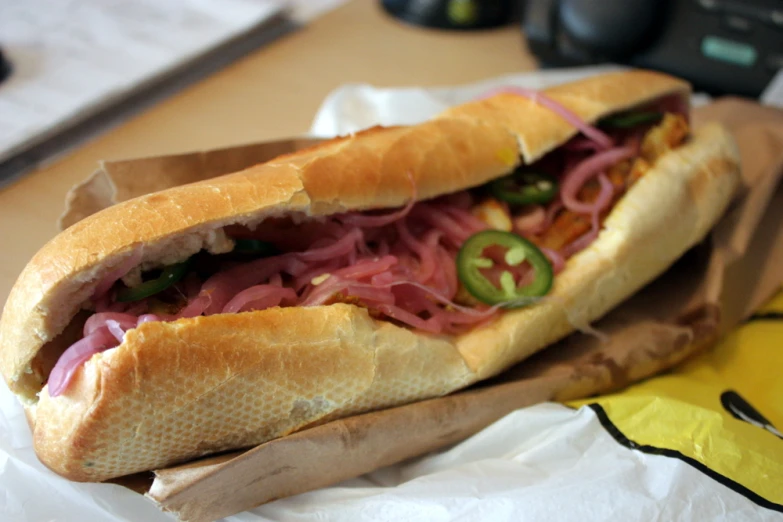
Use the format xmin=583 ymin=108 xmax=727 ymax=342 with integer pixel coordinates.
xmin=0 ymin=0 xmax=536 ymax=306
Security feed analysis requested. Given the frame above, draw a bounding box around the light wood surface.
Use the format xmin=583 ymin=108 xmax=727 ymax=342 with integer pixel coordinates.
xmin=0 ymin=0 xmax=535 ymax=306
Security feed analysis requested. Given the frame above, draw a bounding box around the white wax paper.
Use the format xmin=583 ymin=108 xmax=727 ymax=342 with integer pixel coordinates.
xmin=1 ymin=66 xmax=768 ymax=522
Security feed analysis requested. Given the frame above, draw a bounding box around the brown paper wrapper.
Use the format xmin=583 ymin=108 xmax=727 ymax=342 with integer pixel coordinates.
xmin=60 ymin=99 xmax=783 ymax=522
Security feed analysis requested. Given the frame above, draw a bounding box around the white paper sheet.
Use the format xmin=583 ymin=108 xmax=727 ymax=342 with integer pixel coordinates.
xmin=2 ymin=67 xmax=766 ymax=522
xmin=0 ymin=0 xmax=285 ymax=166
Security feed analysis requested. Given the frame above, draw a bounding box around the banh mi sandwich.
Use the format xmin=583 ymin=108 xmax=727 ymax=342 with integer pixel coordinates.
xmin=0 ymin=70 xmax=740 ymax=482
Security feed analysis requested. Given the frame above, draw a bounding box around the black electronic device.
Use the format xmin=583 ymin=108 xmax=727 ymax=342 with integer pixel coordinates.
xmin=381 ymin=0 xmax=519 ymax=30
xmin=521 ymin=0 xmax=783 ymax=97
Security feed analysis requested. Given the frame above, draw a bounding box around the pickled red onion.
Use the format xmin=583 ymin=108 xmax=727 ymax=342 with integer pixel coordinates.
xmin=177 ymin=294 xmax=211 ymax=319
xmin=542 ymin=200 xmax=564 ymax=230
xmin=438 ymin=247 xmax=459 ymax=299
xmin=340 ymin=284 xmax=396 ymax=305
xmin=411 ymin=205 xmax=467 ymax=244
xmin=564 ymin=136 xmax=603 ymax=152
xmin=396 ymin=220 xmax=441 ymax=284
xmin=561 ymin=173 xmax=613 ymax=258
xmin=194 ymin=255 xmax=289 ymax=316
xmin=560 ymin=144 xmax=634 ymax=215
xmin=297 ymin=228 xmax=363 ymax=262
xmin=223 ymin=285 xmax=297 ymax=314
xmin=374 ymin=304 xmax=441 ymax=333
xmin=330 ymin=255 xmax=398 ymax=280
xmin=105 ymin=320 xmax=127 ymax=343
xmin=84 ymin=312 xmax=138 ymax=336
xmin=437 ymin=204 xmax=490 ymax=235
xmin=562 ymin=210 xmax=601 ymax=259
xmin=292 ymin=260 xmax=341 ymax=291
xmin=268 ymin=273 xmax=283 ymax=287
xmin=382 ymin=280 xmax=498 ymax=317
xmin=137 ymin=314 xmax=164 ymax=325
xmin=48 ymin=326 xmax=119 ymax=397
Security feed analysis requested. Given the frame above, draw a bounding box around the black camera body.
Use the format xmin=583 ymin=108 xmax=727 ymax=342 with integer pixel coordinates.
xmin=521 ymin=0 xmax=783 ymax=97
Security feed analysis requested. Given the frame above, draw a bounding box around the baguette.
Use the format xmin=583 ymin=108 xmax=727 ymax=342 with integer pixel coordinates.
xmin=0 ymin=70 xmax=740 ymax=482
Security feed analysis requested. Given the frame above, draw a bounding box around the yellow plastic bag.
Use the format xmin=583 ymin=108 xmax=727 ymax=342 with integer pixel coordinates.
xmin=572 ymin=289 xmax=783 ymax=509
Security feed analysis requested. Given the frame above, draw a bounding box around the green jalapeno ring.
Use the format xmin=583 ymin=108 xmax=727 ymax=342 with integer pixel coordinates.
xmin=490 ymin=171 xmax=558 ymax=206
xmin=456 ymin=230 xmax=553 ymax=307
xmin=600 ymin=110 xmax=662 ymax=129
xmin=115 ymin=261 xmax=190 ymax=303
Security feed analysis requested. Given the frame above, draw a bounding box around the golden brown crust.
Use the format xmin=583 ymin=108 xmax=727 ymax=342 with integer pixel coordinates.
xmin=33 ymin=305 xmax=474 ymax=481
xmin=442 ymin=70 xmax=689 ymax=162
xmin=0 ymin=70 xmax=741 ymax=481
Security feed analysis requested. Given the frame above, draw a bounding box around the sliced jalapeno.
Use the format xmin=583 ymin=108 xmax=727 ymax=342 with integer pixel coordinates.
xmin=115 ymin=261 xmax=190 ymax=303
xmin=490 ymin=171 xmax=558 ymax=206
xmin=456 ymin=230 xmax=553 ymax=307
xmin=600 ymin=111 xmax=662 ymax=129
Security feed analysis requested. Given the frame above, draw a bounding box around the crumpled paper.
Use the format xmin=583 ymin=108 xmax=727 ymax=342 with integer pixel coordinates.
xmin=0 ymin=66 xmax=765 ymax=521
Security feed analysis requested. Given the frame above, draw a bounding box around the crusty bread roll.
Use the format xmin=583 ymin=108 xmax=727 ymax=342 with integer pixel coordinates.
xmin=0 ymin=70 xmax=740 ymax=482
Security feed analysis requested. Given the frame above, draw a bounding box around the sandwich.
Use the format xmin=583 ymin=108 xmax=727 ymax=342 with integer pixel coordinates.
xmin=0 ymin=70 xmax=741 ymax=482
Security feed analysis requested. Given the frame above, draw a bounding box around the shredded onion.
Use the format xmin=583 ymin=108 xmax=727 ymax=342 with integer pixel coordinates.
xmin=564 ymin=136 xmax=604 ymax=152
xmin=105 ymin=320 xmax=126 ymax=343
xmin=177 ymin=294 xmax=211 ymax=319
xmin=137 ymin=314 xmax=164 ymax=325
xmin=330 ymin=255 xmax=398 ymax=280
xmin=84 ymin=312 xmax=137 ymax=336
xmin=222 ymin=285 xmax=298 ymax=314
xmin=561 ymin=173 xmax=613 ymax=258
xmin=341 ymin=284 xmax=397 ymax=305
xmin=48 ymin=326 xmax=119 ymax=397
xmin=396 ymin=221 xmax=441 ymax=284
xmin=297 ymin=228 xmax=363 ymax=262
xmin=383 ymin=280 xmax=498 ymax=317
xmin=374 ymin=303 xmax=441 ymax=333
xmin=560 ymin=144 xmax=634 ymax=214
xmin=292 ymin=259 xmax=341 ymax=291
xmin=437 ymin=204 xmax=489 ymax=235
xmin=412 ymin=205 xmax=471 ymax=246
xmin=268 ymin=273 xmax=284 ymax=287
xmin=196 ymin=255 xmax=288 ymax=315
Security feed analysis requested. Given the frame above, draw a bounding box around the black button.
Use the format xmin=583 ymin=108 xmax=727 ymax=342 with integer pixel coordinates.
xmin=723 ymin=14 xmax=752 ymax=32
